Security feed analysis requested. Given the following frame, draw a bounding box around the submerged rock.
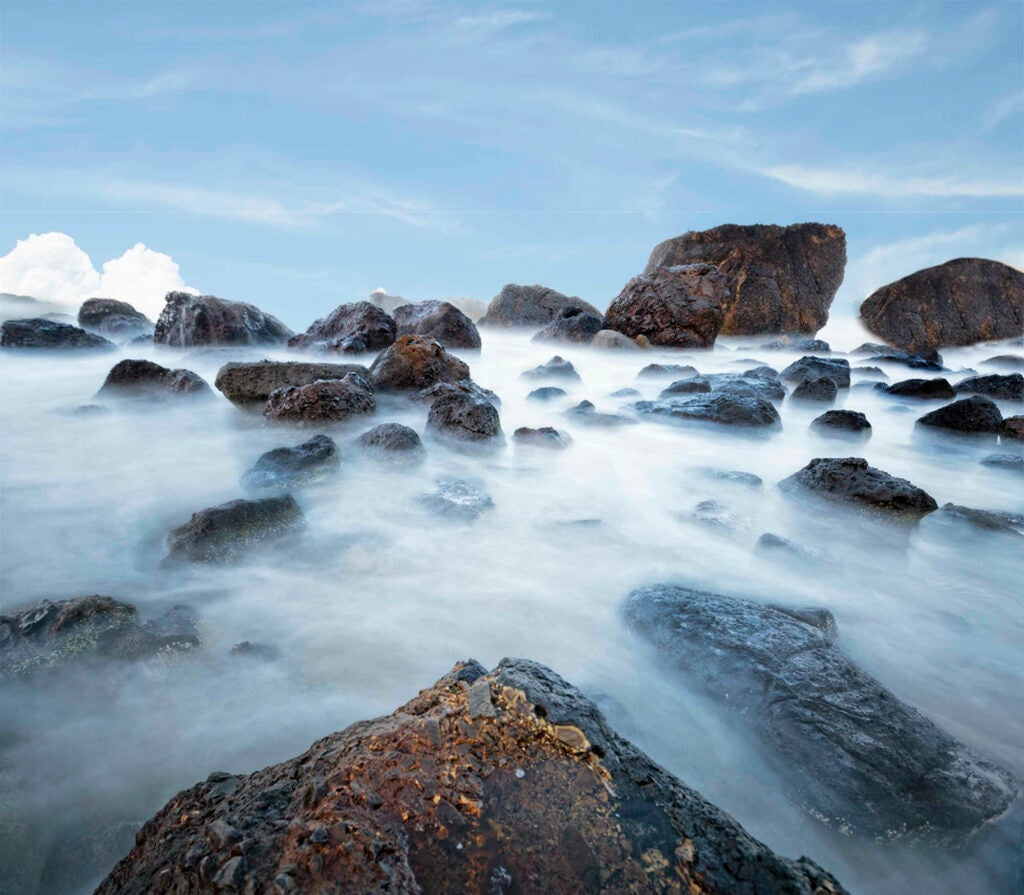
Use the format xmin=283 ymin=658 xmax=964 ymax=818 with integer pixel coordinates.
xmin=154 ymin=292 xmax=292 ymax=347
xmin=565 ymin=400 xmax=636 ymax=427
xmin=95 ymin=657 xmax=849 ymax=895
xmin=479 ymin=284 xmax=601 ymax=328
xmin=760 ymin=335 xmax=830 ymax=352
xmin=369 ymin=335 xmax=470 ymax=392
xmin=876 ymin=378 xmax=956 ymax=400
xmin=916 ymin=396 xmax=1003 ymax=435
xmin=661 ymin=371 xmax=786 ymax=403
xmin=419 ymin=478 xmax=494 ymax=521
xmin=531 ymin=306 xmax=604 ymax=345
xmin=954 ymin=373 xmax=1024 ymax=401
xmin=1001 ymin=415 xmax=1024 ymax=441
xmin=426 ymin=392 xmax=503 ymax=447
xmin=241 ymin=435 xmax=339 ymax=490
xmin=394 ymin=300 xmax=480 ymax=349
xmin=632 ymin=393 xmax=781 ymax=428
xmin=937 ymin=503 xmax=1024 ymax=536
xmin=356 ymin=423 xmax=425 ymax=463
xmin=625 ymin=585 xmax=1017 ymax=845
xmin=215 ymin=360 xmax=370 ymax=407
xmin=97 ymin=359 xmax=211 ymax=400
xmin=810 ymin=410 xmax=871 ymax=436
xmin=982 ymin=453 xmax=1024 ymax=472
xmin=263 ymin=374 xmax=376 ymax=424
xmin=526 ymin=386 xmax=568 ymax=402
xmin=165 ymin=495 xmax=304 ymax=563
xmin=637 ymin=363 xmax=698 ymax=379
xmin=1 ymin=318 xmax=115 ymax=351
xmin=513 ymin=426 xmax=573 ymax=449
xmin=791 ymin=376 xmax=837 ymax=402
xmin=78 ymin=298 xmax=153 ymax=340
xmin=289 ymin=301 xmax=396 ymax=354
xmin=982 ymin=354 xmax=1024 ymax=369
xmin=866 ymin=350 xmax=944 ymax=371
xmin=521 ymin=355 xmax=581 ymax=381
xmin=590 ymin=329 xmax=643 ymax=350
xmin=780 ymin=355 xmax=850 ymax=388
xmin=700 ymin=468 xmax=763 ymax=488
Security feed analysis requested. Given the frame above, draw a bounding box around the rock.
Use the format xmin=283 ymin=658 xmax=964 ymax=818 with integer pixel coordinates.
xmin=394 ymin=300 xmax=480 ymax=349
xmin=215 ymin=360 xmax=370 ymax=407
xmin=982 ymin=453 xmax=1024 ymax=471
xmin=419 ymin=478 xmax=494 ymax=521
xmin=521 ymin=356 xmax=581 ymax=381
xmin=288 ymin=301 xmax=395 ymax=354
xmin=955 ymin=373 xmax=1024 ymax=401
xmin=97 ymin=359 xmax=211 ymax=400
xmin=791 ymin=377 xmax=837 ymax=402
xmin=700 ymin=468 xmax=763 ymax=488
xmin=1 ymin=318 xmax=115 ymax=351
xmin=531 ymin=306 xmax=603 ymax=344
xmin=755 ymin=533 xmax=819 ymax=560
xmin=691 ymin=499 xmax=743 ymax=531
xmin=590 ymin=329 xmax=643 ymax=350
xmin=566 ymin=400 xmax=636 ymax=427
xmin=937 ymin=503 xmax=1024 ymax=536
xmin=78 ymin=298 xmax=153 ymax=339
xmin=632 ymin=393 xmax=781 ymax=428
xmin=356 ymin=423 xmax=425 ymax=463
xmin=229 ymin=641 xmax=280 ymax=661
xmin=154 ymin=292 xmax=292 ymax=347
xmin=414 ymin=379 xmax=500 ymax=408
xmin=811 ymin=410 xmax=871 ymax=436
xmin=165 ymin=495 xmax=304 ymax=563
xmin=659 ymin=379 xmax=710 ymax=396
xmin=513 ymin=427 xmax=572 ymax=449
xmin=876 ymin=378 xmax=956 ymax=399
xmin=1002 ymin=415 xmax=1024 ymax=441
xmin=916 ymin=396 xmax=1003 ymax=435
xmin=369 ymin=335 xmax=470 ymax=392
xmin=661 ymin=371 xmax=786 ymax=403
xmin=867 ymin=350 xmax=944 ymax=371
xmin=479 ymin=284 xmax=601 ymax=328
xmin=425 ymin=392 xmax=503 ymax=447
xmin=853 ymin=365 xmax=886 ymax=378
xmin=603 ymin=264 xmax=728 ymax=349
xmin=95 ymin=657 xmax=850 ymax=895
xmin=760 ymin=336 xmax=830 ymax=352
xmin=608 ymin=387 xmax=641 ymax=398
xmin=241 ymin=435 xmax=339 ymax=490
xmin=860 ymin=258 xmax=1024 ymax=352
xmin=780 ymin=457 xmax=937 ymax=521
xmin=527 ymin=386 xmax=568 ymax=401
xmin=982 ymin=354 xmax=1024 ymax=369
xmin=263 ymin=374 xmax=376 ymax=424
xmin=644 ymin=223 xmax=846 ymax=334
xmin=780 ymin=356 xmax=850 ymax=388
xmin=637 ymin=363 xmax=698 ymax=379
xmin=625 ymin=585 xmax=1017 ymax=844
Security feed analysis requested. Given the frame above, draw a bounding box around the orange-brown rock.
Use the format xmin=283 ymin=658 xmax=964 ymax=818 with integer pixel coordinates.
xmin=370 ymin=334 xmax=470 ymax=392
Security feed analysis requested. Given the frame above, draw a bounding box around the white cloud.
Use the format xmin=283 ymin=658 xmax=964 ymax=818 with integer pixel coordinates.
xmin=983 ymin=89 xmax=1024 ymax=130
xmin=790 ymin=29 xmax=927 ymax=95
xmin=454 ymin=10 xmax=547 ymax=31
xmin=756 ymin=164 xmax=1024 ymax=199
xmin=0 ymin=232 xmax=197 ymax=320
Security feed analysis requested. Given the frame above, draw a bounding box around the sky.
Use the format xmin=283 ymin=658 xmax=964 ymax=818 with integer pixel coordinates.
xmin=1 ymin=0 xmax=1022 ymax=329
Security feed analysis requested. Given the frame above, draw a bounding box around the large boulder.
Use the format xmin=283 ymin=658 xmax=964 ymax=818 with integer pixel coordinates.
xmin=241 ymin=435 xmax=339 ymax=490
xmin=215 ymin=360 xmax=369 ymax=407
xmin=97 ymin=359 xmax=211 ymax=400
xmin=602 ymin=263 xmax=728 ymax=348
xmin=394 ymin=300 xmax=480 ymax=349
xmin=876 ymin=378 xmax=955 ymax=400
xmin=289 ymin=301 xmax=396 ymax=354
xmin=625 ymin=585 xmax=1016 ymax=845
xmin=263 ymin=374 xmax=376 ymax=424
xmin=916 ymin=396 xmax=1003 ymax=435
xmin=369 ymin=335 xmax=470 ymax=392
xmin=154 ymin=292 xmax=292 ymax=347
xmin=1 ymin=318 xmax=115 ymax=351
xmin=531 ymin=306 xmax=604 ymax=344
xmin=479 ymin=284 xmax=601 ymax=328
xmin=356 ymin=423 xmax=426 ymax=464
xmin=78 ymin=298 xmax=153 ymax=339
xmin=790 ymin=377 xmax=837 ymax=402
xmin=632 ymin=393 xmax=781 ymax=428
xmin=954 ymin=373 xmax=1024 ymax=402
xmin=643 ymin=223 xmax=847 ymax=334
xmin=425 ymin=392 xmax=504 ymax=447
xmin=165 ymin=495 xmax=304 ymax=563
xmin=95 ymin=658 xmax=849 ymax=895
xmin=860 ymin=258 xmax=1024 ymax=352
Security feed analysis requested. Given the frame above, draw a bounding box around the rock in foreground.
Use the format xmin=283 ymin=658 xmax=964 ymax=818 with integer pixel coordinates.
xmin=370 ymin=335 xmax=470 ymax=392
xmin=916 ymin=396 xmax=1003 ymax=435
xmin=241 ymin=435 xmax=339 ymax=490
xmin=154 ymin=293 xmax=293 ymax=347
xmin=263 ymin=374 xmax=376 ymax=424
xmin=356 ymin=423 xmax=425 ymax=464
xmin=96 ymin=658 xmax=849 ymax=895
xmin=632 ymin=393 xmax=781 ymax=428
xmin=165 ymin=495 xmax=304 ymax=563
xmin=1 ymin=318 xmax=115 ymax=351
xmin=479 ymin=283 xmax=601 ymax=328
xmin=97 ymin=359 xmax=211 ymax=400
xmin=394 ymin=300 xmax=481 ymax=349
xmin=426 ymin=392 xmax=503 ymax=447
xmin=215 ymin=360 xmax=370 ymax=407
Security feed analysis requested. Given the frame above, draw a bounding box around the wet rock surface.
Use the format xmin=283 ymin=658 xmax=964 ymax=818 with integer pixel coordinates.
xmin=633 ymin=393 xmax=782 ymax=428
xmin=791 ymin=376 xmax=837 ymax=402
xmin=289 ymin=301 xmax=397 ymax=354
xmin=625 ymin=585 xmax=1017 ymax=845
xmin=661 ymin=370 xmax=786 ymax=403
xmin=154 ymin=292 xmax=293 ymax=347
xmin=760 ymin=336 xmax=830 ymax=353
xmin=781 ymin=355 xmax=850 ymax=388
xmin=165 ymin=495 xmax=305 ymax=563
xmin=954 ymin=373 xmax=1023 ymax=401
xmin=426 ymin=392 xmax=503 ymax=446
xmin=356 ymin=423 xmax=425 ymax=462
xmin=937 ymin=503 xmax=1024 ymax=536
xmin=811 ymin=410 xmax=871 ymax=435
xmin=215 ymin=360 xmax=370 ymax=407
xmin=370 ymin=335 xmax=470 ymax=391
xmin=263 ymin=374 xmax=376 ymax=424
xmin=521 ymin=355 xmax=581 ymax=381
xmin=241 ymin=435 xmax=339 ymax=490
xmin=916 ymin=396 xmax=1003 ymax=434
xmin=637 ymin=363 xmax=698 ymax=380
xmin=480 ymin=284 xmax=601 ymax=328
xmin=531 ymin=306 xmax=604 ymax=344
xmin=1 ymin=317 xmax=116 ymax=351
xmin=877 ymin=378 xmax=956 ymax=400
xmin=78 ymin=298 xmax=153 ymax=340
xmin=414 ymin=379 xmax=500 ymax=408
xmin=419 ymin=478 xmax=495 ymax=521
xmin=394 ymin=300 xmax=480 ymax=349
xmin=97 ymin=359 xmax=211 ymax=399
xmin=982 ymin=452 xmax=1024 ymax=472
xmin=95 ymin=658 xmax=849 ymax=895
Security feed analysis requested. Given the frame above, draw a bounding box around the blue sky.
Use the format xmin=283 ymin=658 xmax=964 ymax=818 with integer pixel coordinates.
xmin=1 ymin=0 xmax=1022 ymax=329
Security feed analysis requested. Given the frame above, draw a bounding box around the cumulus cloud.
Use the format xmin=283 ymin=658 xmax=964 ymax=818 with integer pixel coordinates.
xmin=0 ymin=232 xmax=197 ymax=319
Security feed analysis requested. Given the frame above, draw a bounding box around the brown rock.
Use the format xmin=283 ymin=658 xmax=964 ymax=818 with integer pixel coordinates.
xmin=479 ymin=284 xmax=601 ymax=328
xmin=1001 ymin=415 xmax=1024 ymax=441
xmin=370 ymin=335 xmax=470 ymax=392
xmin=394 ymin=300 xmax=481 ymax=349
xmin=215 ymin=360 xmax=370 ymax=407
xmin=289 ymin=301 xmax=396 ymax=354
xmin=154 ymin=293 xmax=292 ymax=347
xmin=263 ymin=374 xmax=376 ymax=424
xmin=97 ymin=359 xmax=211 ymax=399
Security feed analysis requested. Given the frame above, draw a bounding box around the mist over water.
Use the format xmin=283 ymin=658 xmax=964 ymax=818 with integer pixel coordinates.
xmin=1 ymin=327 xmax=1021 ymax=894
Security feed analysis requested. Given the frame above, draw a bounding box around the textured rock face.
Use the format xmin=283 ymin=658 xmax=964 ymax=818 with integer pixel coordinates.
xmin=95 ymin=658 xmax=849 ymax=895
xmin=1 ymin=317 xmax=115 ymax=351
xmin=955 ymin=373 xmax=1024 ymax=401
xmin=603 ymin=264 xmax=728 ymax=348
xmin=369 ymin=335 xmax=470 ymax=392
xmin=625 ymin=586 xmax=1017 ymax=845
xmin=916 ymin=396 xmax=1003 ymax=434
xmin=661 ymin=371 xmax=785 ymax=403
xmin=877 ymin=378 xmax=956 ymax=400
xmin=154 ymin=293 xmax=293 ymax=347
xmin=643 ymin=223 xmax=847 ymax=335
xmin=531 ymin=306 xmax=604 ymax=344
xmin=394 ymin=300 xmax=481 ymax=349
xmin=791 ymin=377 xmax=837 ymax=402
xmin=215 ymin=361 xmax=369 ymax=407
xmin=521 ymin=356 xmax=581 ymax=381
xmin=165 ymin=495 xmax=304 ymax=563
xmin=263 ymin=374 xmax=376 ymax=424
xmin=241 ymin=435 xmax=339 ymax=490
xmin=426 ymin=392 xmax=503 ymax=446
xmin=290 ymin=302 xmax=397 ymax=354
xmin=860 ymin=258 xmax=1024 ymax=352
xmin=1003 ymin=415 xmax=1024 ymax=441
xmin=938 ymin=503 xmax=1024 ymax=536
xmin=356 ymin=423 xmax=425 ymax=463
xmin=78 ymin=298 xmax=153 ymax=339
xmin=780 ymin=356 xmax=850 ymax=388
xmin=780 ymin=457 xmax=937 ymax=521
xmin=97 ymin=359 xmax=211 ymax=399
xmin=632 ymin=393 xmax=781 ymax=428
xmin=811 ymin=410 xmax=871 ymax=435
xmin=414 ymin=379 xmax=500 ymax=408
xmin=479 ymin=284 xmax=602 ymax=328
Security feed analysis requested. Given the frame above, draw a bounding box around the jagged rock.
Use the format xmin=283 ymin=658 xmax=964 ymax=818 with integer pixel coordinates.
xmin=955 ymin=373 xmax=1024 ymax=401
xmin=625 ymin=585 xmax=1016 ymax=845
xmin=165 ymin=495 xmax=304 ymax=563
xmin=780 ymin=457 xmax=936 ymax=521
xmin=860 ymin=258 xmax=1024 ymax=352
xmin=917 ymin=396 xmax=1003 ymax=435
xmin=811 ymin=410 xmax=871 ymax=436
xmin=369 ymin=335 xmax=470 ymax=392
xmin=95 ymin=657 xmax=850 ymax=895
xmin=566 ymin=400 xmax=636 ymax=427
xmin=154 ymin=292 xmax=292 ymax=347
xmin=394 ymin=300 xmax=481 ymax=349
xmin=521 ymin=356 xmax=581 ymax=381
xmin=356 ymin=423 xmax=425 ymax=463
xmin=637 ymin=363 xmax=698 ymax=379
xmin=215 ymin=360 xmax=370 ymax=407
xmin=590 ymin=329 xmax=644 ymax=350
xmin=419 ymin=478 xmax=494 ymax=521
xmin=241 ymin=435 xmax=339 ymax=490
xmin=513 ymin=427 xmax=573 ymax=449
xmin=791 ymin=377 xmax=837 ymax=402
xmin=632 ymin=393 xmax=781 ymax=428
xmin=414 ymin=379 xmax=500 ymax=408
xmin=644 ymin=223 xmax=846 ymax=334
xmin=1002 ymin=415 xmax=1024 ymax=441
xmin=780 ymin=356 xmax=850 ymax=388
xmin=1 ymin=318 xmax=115 ymax=351
xmin=760 ymin=336 xmax=830 ymax=352
xmin=78 ymin=298 xmax=153 ymax=339
xmin=531 ymin=306 xmax=604 ymax=344
xmin=479 ymin=284 xmax=601 ymax=328
xmin=263 ymin=374 xmax=376 ymax=424
xmin=289 ymin=302 xmax=396 ymax=354
xmin=97 ymin=359 xmax=211 ymax=400
xmin=937 ymin=504 xmax=1024 ymax=536
xmin=876 ymin=378 xmax=955 ymax=400
xmin=527 ymin=386 xmax=568 ymax=402
xmin=425 ymin=392 xmax=503 ymax=447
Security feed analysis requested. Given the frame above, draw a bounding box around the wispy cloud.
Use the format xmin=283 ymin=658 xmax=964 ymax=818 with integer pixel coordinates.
xmin=138 ymin=13 xmax=348 ymax=41
xmin=756 ymin=163 xmax=1024 ymax=199
xmin=982 ymin=89 xmax=1024 ymax=130
xmin=790 ymin=29 xmax=927 ymax=95
xmin=454 ymin=10 xmax=548 ymax=31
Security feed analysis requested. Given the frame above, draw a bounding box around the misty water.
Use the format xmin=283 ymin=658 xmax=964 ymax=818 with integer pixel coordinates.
xmin=1 ymin=327 xmax=1021 ymax=894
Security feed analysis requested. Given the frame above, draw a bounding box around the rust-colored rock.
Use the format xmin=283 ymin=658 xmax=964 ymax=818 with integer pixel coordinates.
xmin=394 ymin=300 xmax=481 ymax=349
xmin=370 ymin=335 xmax=470 ymax=392
xmin=96 ymin=659 xmax=847 ymax=895
xmin=263 ymin=374 xmax=376 ymax=424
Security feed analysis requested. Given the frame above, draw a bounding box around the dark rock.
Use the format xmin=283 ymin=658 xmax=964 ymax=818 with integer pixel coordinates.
xmin=78 ymin=298 xmax=153 ymax=339
xmin=955 ymin=373 xmax=1024 ymax=401
xmin=531 ymin=306 xmax=603 ymax=345
xmin=414 ymin=379 xmax=500 ymax=408
xmin=937 ymin=503 xmax=1024 ymax=536
xmin=97 ymin=359 xmax=211 ymax=400
xmin=780 ymin=356 xmax=850 ymax=388
xmin=527 ymin=386 xmax=568 ymax=401
xmin=982 ymin=453 xmax=1023 ymax=472
xmin=760 ymin=336 xmax=830 ymax=352
xmin=521 ymin=356 xmax=581 ymax=381
xmin=590 ymin=329 xmax=643 ymax=350
xmin=791 ymin=377 xmax=837 ymax=402
xmin=811 ymin=410 xmax=871 ymax=436
xmin=479 ymin=284 xmax=601 ymax=328
xmin=394 ymin=300 xmax=480 ymax=349
xmin=1 ymin=318 xmax=115 ymax=351
xmin=625 ymin=585 xmax=1017 ymax=844
xmin=356 ymin=423 xmax=425 ymax=463
xmin=288 ymin=301 xmax=396 ymax=354
xmin=876 ymin=378 xmax=955 ymax=399
xmin=263 ymin=374 xmax=376 ymax=424
xmin=853 ymin=365 xmax=886 ymax=378
xmin=1002 ymin=415 xmax=1024 ymax=441
xmin=661 ymin=371 xmax=786 ymax=403
xmin=755 ymin=533 xmax=818 ymax=560
xmin=867 ymin=350 xmax=944 ymax=371
xmin=608 ymin=387 xmax=641 ymax=398
xmin=95 ymin=657 xmax=850 ymax=895
xmin=154 ymin=292 xmax=292 ymax=347
xmin=513 ymin=427 xmax=572 ymax=449
xmin=917 ymin=396 xmax=1003 ymax=434
xmin=215 ymin=360 xmax=370 ymax=407
xmin=982 ymin=354 xmax=1024 ymax=369
xmin=369 ymin=335 xmax=470 ymax=392
xmin=660 ymin=378 xmax=710 ymax=396
xmin=165 ymin=495 xmax=305 ymax=563
xmin=419 ymin=478 xmax=494 ymax=521
xmin=644 ymin=223 xmax=846 ymax=334
xmin=566 ymin=400 xmax=636 ymax=427
xmin=780 ymin=457 xmax=937 ymax=521
xmin=603 ymin=264 xmax=728 ymax=348
xmin=241 ymin=435 xmax=339 ymax=490
xmin=632 ymin=393 xmax=781 ymax=428
xmin=700 ymin=468 xmax=763 ymax=488
xmin=229 ymin=641 xmax=280 ymax=660
xmin=425 ymin=392 xmax=503 ymax=446
xmin=636 ymin=363 xmax=698 ymax=379
xmin=860 ymin=258 xmax=1024 ymax=352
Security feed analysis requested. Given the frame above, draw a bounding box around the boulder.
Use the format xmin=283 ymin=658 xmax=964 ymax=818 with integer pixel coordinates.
xmin=982 ymin=354 xmax=1024 ymax=369
xmin=661 ymin=371 xmax=786 ymax=403
xmin=369 ymin=335 xmax=470 ymax=392
xmin=566 ymin=400 xmax=637 ymax=427
xmin=1 ymin=318 xmax=115 ymax=351
xmin=425 ymin=392 xmax=503 ymax=447
xmin=866 ymin=350 xmax=944 ymax=371
xmin=263 ymin=374 xmax=376 ymax=424
xmin=97 ymin=359 xmax=211 ymax=400
xmin=419 ymin=478 xmax=494 ymax=521
xmin=780 ymin=356 xmax=850 ymax=388
xmin=78 ymin=298 xmax=153 ymax=339
xmin=531 ymin=306 xmax=604 ymax=345
xmin=394 ymin=300 xmax=480 ymax=349
xmin=876 ymin=378 xmax=955 ymax=400
xmin=414 ymin=379 xmax=500 ymax=408
xmin=512 ymin=426 xmax=573 ymax=449
xmin=625 ymin=585 xmax=1017 ymax=844
xmin=215 ymin=360 xmax=370 ymax=407
xmin=590 ymin=329 xmax=644 ymax=350
xmin=954 ymin=373 xmax=1024 ymax=401
xmin=288 ymin=301 xmax=395 ymax=354
xmin=1002 ymin=415 xmax=1024 ymax=441
xmin=165 ymin=495 xmax=304 ymax=563
xmin=937 ymin=503 xmax=1024 ymax=536
xmin=637 ymin=363 xmax=698 ymax=379
xmin=154 ymin=292 xmax=292 ymax=347
xmin=791 ymin=377 xmax=837 ymax=402
xmin=356 ymin=423 xmax=425 ymax=463
xmin=95 ymin=657 xmax=850 ymax=895
xmin=241 ymin=435 xmax=339 ymax=490
xmin=526 ymin=386 xmax=568 ymax=401
xmin=916 ymin=396 xmax=1003 ymax=435
xmin=982 ymin=453 xmax=1023 ymax=472
xmin=780 ymin=457 xmax=937 ymax=521
xmin=860 ymin=258 xmax=1024 ymax=352
xmin=603 ymin=264 xmax=728 ymax=348
xmin=760 ymin=336 xmax=830 ymax=352
xmin=811 ymin=410 xmax=871 ymax=436
xmin=644 ymin=223 xmax=846 ymax=334
xmin=521 ymin=355 xmax=581 ymax=381
xmin=632 ymin=393 xmax=781 ymax=428
xmin=479 ymin=284 xmax=601 ymax=328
